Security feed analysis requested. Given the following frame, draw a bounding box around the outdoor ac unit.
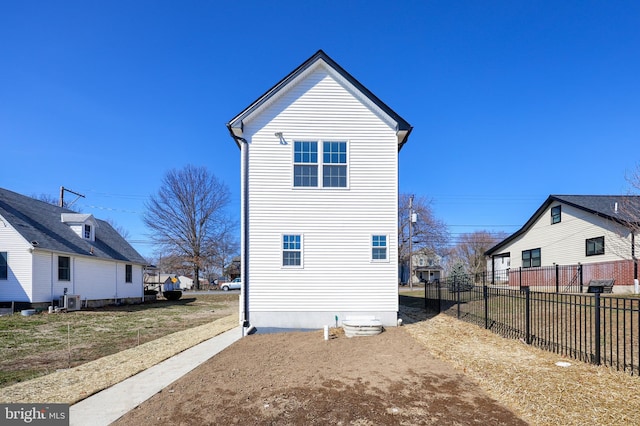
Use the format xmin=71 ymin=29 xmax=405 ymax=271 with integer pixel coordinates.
xmin=60 ymin=294 xmax=81 ymax=311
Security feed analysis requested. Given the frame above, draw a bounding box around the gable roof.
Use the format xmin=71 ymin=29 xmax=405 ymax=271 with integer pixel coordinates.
xmin=485 ymin=195 xmax=640 ymax=256
xmin=0 ymin=187 xmax=147 ymax=264
xmin=226 ymin=49 xmax=413 ymax=151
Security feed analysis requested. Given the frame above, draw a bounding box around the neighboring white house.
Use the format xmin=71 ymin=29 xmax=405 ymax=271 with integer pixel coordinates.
xmin=412 ymin=249 xmax=444 ymax=284
xmin=226 ymin=50 xmax=412 ymax=330
xmin=0 ymin=187 xmax=148 ymax=308
xmin=485 ymin=195 xmax=640 ymax=292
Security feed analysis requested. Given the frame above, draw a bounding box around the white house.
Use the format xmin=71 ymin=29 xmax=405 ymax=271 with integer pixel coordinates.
xmin=412 ymin=249 xmax=444 ymax=284
xmin=226 ymin=50 xmax=412 ymax=330
xmin=0 ymin=187 xmax=148 ymax=308
xmin=485 ymin=195 xmax=640 ymax=292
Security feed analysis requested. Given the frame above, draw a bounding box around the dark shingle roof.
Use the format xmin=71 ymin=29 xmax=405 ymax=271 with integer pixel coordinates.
xmin=0 ymin=187 xmax=146 ymax=264
xmin=485 ymin=195 xmax=640 ymax=256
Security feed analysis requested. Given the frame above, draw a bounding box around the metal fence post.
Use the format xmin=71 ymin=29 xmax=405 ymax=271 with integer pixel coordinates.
xmin=525 ymin=286 xmax=531 ymax=344
xmin=455 ymin=276 xmax=461 ymax=319
xmin=555 ymin=264 xmax=559 ymax=294
xmin=437 ymin=279 xmax=441 ymax=314
xmin=483 ymin=282 xmax=489 ymax=330
xmin=594 ymin=292 xmax=601 ymax=365
xmin=579 ymin=263 xmax=583 ymax=293
xmin=424 ymin=280 xmax=427 ymax=311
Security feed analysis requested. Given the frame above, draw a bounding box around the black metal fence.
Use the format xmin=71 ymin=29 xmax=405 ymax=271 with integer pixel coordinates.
xmin=425 ymin=279 xmax=640 ymax=375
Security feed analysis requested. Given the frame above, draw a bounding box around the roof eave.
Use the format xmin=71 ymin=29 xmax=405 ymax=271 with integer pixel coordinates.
xmin=226 ymin=50 xmax=412 ymax=150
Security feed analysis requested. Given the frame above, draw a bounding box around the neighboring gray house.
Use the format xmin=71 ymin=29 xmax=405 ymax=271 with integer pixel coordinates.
xmin=486 ymin=195 xmax=640 ymax=292
xmin=227 ymin=50 xmax=412 ymax=330
xmin=0 ymin=187 xmax=147 ymax=308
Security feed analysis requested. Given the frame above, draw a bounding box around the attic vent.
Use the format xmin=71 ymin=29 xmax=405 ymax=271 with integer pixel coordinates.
xmin=31 ymin=241 xmax=39 ymax=246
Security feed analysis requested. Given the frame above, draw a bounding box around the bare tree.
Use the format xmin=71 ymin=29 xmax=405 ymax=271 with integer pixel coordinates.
xmin=399 ymin=194 xmax=449 ymax=259
xmin=398 ymin=193 xmax=449 ymax=283
xmin=143 ymin=165 xmax=234 ymax=290
xmin=451 ymin=230 xmax=508 ymax=276
xmin=206 ymin=224 xmax=239 ymax=281
xmin=35 ymin=193 xmax=76 ymax=210
xmin=105 ymin=218 xmax=131 ymax=240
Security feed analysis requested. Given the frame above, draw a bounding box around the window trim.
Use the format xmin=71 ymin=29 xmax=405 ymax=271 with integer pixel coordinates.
xmin=282 ymin=234 xmax=303 ymax=268
xmin=292 ymin=139 xmax=349 ymax=189
xmin=522 ymin=248 xmax=541 ymax=268
xmin=586 ymin=236 xmax=605 ymax=256
xmin=0 ymin=252 xmax=7 ymax=280
xmin=551 ymin=205 xmax=561 ymax=224
xmin=58 ymin=256 xmax=71 ymax=281
xmin=371 ymin=234 xmax=389 ymax=262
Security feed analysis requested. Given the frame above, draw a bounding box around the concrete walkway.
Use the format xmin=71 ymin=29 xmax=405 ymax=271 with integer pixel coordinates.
xmin=69 ymin=326 xmax=242 ymax=426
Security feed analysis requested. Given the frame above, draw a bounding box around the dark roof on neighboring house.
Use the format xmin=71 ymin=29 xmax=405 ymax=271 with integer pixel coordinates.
xmin=226 ymin=49 xmax=413 ymax=151
xmin=0 ymin=187 xmax=147 ymax=264
xmin=485 ymin=195 xmax=640 ymax=256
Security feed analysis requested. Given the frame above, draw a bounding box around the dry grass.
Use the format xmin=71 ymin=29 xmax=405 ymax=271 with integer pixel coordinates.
xmin=401 ymin=305 xmax=640 ymax=426
xmin=0 ymin=315 xmax=238 ymax=404
xmin=0 ymin=294 xmax=238 ymax=387
xmin=3 ymin=293 xmax=640 ymax=425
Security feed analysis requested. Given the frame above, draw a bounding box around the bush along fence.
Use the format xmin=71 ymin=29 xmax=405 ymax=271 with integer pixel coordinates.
xmin=425 ymin=278 xmax=640 ymax=375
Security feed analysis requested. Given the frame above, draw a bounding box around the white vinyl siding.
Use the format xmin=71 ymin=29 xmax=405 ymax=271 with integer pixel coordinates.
xmin=497 ymin=203 xmax=634 ymax=268
xmin=0 ymin=218 xmax=35 ymax=301
xmin=242 ymin=66 xmax=398 ymax=314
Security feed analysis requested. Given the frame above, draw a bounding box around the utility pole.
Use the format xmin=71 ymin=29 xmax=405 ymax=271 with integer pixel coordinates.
xmin=59 ymin=186 xmax=85 ymax=208
xmin=409 ymin=195 xmax=415 ymax=290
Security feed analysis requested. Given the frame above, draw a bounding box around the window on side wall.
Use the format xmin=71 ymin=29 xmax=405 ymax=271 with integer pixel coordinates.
xmin=125 ymin=264 xmax=133 ymax=283
xmin=293 ymin=141 xmax=318 ymax=187
xmin=293 ymin=140 xmax=348 ymax=188
xmin=522 ymin=248 xmax=541 ymax=268
xmin=58 ymin=256 xmax=71 ymax=281
xmin=372 ymin=235 xmax=387 ymax=261
xmin=323 ymin=141 xmax=347 ymax=187
xmin=586 ymin=236 xmax=605 ymax=256
xmin=551 ymin=205 xmax=561 ymax=224
xmin=282 ymin=234 xmax=302 ymax=267
xmin=0 ymin=252 xmax=7 ymax=280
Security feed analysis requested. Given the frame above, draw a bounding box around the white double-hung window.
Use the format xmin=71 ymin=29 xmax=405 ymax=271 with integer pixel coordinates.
xmin=372 ymin=235 xmax=388 ymax=261
xmin=283 ymin=234 xmax=302 ymax=267
xmin=293 ymin=140 xmax=347 ymax=188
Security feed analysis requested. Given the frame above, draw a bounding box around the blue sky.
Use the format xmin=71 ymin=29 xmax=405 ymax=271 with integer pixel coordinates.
xmin=2 ymin=1 xmax=639 ymax=259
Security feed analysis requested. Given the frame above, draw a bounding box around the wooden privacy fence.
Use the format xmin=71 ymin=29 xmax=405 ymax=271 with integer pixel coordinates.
xmin=487 ymin=259 xmax=637 ymax=293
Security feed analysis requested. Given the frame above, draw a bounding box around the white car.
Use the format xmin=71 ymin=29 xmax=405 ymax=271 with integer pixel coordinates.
xmin=221 ymin=278 xmax=241 ymax=291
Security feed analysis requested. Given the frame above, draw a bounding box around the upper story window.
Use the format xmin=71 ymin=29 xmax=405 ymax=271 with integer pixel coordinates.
xmin=551 ymin=205 xmax=561 ymax=224
xmin=125 ymin=264 xmax=133 ymax=283
xmin=293 ymin=140 xmax=348 ymax=188
xmin=293 ymin=141 xmax=318 ymax=187
xmin=283 ymin=234 xmax=302 ymax=267
xmin=323 ymin=141 xmax=347 ymax=187
xmin=586 ymin=236 xmax=605 ymax=256
xmin=84 ymin=224 xmax=92 ymax=239
xmin=522 ymin=248 xmax=541 ymax=268
xmin=372 ymin=235 xmax=387 ymax=261
xmin=58 ymin=256 xmax=71 ymax=281
xmin=0 ymin=252 xmax=7 ymax=280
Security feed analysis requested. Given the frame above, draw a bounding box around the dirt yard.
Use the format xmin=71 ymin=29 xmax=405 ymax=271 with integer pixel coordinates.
xmin=113 ymin=326 xmax=526 ymax=425
xmin=4 ymin=294 xmax=640 ymax=425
